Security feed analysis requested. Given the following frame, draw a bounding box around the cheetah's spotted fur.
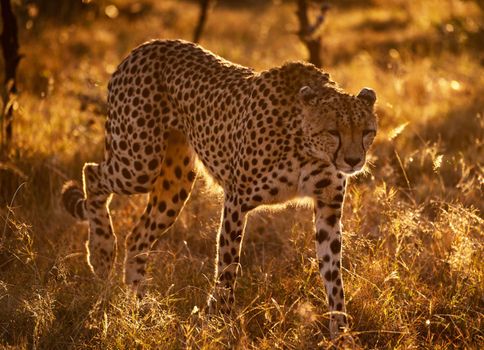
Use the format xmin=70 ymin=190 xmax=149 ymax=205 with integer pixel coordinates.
xmin=62 ymin=39 xmax=377 ymax=337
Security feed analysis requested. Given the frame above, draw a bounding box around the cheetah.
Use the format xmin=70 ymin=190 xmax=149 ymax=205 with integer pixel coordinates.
xmin=62 ymin=39 xmax=377 ymax=337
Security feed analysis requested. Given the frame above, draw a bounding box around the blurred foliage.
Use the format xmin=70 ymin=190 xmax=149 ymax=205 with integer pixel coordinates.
xmin=14 ymin=0 xmax=102 ymax=23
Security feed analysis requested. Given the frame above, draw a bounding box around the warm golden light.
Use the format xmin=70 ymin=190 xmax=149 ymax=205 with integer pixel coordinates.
xmin=0 ymin=0 xmax=482 ymax=349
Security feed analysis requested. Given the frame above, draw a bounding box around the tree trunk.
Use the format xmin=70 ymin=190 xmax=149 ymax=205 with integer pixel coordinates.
xmin=296 ymin=0 xmax=323 ymax=67
xmin=0 ymin=0 xmax=21 ymax=155
xmin=193 ymin=0 xmax=211 ymax=43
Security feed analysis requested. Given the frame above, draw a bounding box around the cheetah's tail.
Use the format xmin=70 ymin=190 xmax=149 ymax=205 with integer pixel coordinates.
xmin=61 ymin=180 xmax=87 ymax=220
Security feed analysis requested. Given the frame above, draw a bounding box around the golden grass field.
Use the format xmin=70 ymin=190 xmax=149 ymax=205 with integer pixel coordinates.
xmin=0 ymin=0 xmax=483 ymax=348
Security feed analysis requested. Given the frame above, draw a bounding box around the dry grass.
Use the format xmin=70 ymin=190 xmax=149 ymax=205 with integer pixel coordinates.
xmin=0 ymin=0 xmax=483 ymax=348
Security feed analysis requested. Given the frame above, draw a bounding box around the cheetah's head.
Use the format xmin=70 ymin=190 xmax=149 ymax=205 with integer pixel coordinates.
xmin=298 ymin=84 xmax=377 ymax=175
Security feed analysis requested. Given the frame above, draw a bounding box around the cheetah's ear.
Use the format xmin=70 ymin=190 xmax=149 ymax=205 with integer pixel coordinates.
xmin=357 ymin=87 xmax=376 ymax=108
xmin=298 ymin=86 xmax=318 ymax=106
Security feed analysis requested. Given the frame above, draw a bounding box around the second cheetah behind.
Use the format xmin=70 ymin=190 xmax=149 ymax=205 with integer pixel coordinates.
xmin=62 ymin=39 xmax=377 ymax=338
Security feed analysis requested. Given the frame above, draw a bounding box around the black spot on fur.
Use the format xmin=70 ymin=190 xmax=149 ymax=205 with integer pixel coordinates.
xmin=316 ymin=229 xmax=329 ymax=243
xmin=326 ymin=214 xmax=338 ymax=227
xmin=187 ymin=170 xmax=196 ymax=182
xmin=179 ymin=188 xmax=188 ymax=200
xmin=316 ymin=179 xmax=331 ymax=188
xmin=330 ymin=239 xmax=341 ymax=254
xmin=333 ymin=194 xmax=343 ymax=202
xmin=223 ymin=252 xmax=232 ymax=264
xmin=174 ymin=166 xmax=182 ymax=179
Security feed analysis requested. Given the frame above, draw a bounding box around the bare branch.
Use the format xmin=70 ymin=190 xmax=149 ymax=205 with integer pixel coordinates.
xmin=305 ymin=4 xmax=330 ymax=38
xmin=295 ymin=0 xmax=330 ymax=67
xmin=193 ymin=0 xmax=211 ymax=43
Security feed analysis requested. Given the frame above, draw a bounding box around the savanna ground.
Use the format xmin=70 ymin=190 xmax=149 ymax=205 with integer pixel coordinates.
xmin=0 ymin=0 xmax=483 ymax=348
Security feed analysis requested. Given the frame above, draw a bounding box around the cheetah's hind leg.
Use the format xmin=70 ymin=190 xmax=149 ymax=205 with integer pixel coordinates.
xmin=124 ymin=131 xmax=197 ymax=296
xmin=62 ymin=163 xmax=116 ymax=279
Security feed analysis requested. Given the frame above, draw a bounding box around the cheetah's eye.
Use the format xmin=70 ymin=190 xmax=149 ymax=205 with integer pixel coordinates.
xmin=328 ymin=130 xmax=340 ymax=137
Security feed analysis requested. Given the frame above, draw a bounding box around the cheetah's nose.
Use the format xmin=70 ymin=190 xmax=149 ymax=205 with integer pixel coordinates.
xmin=344 ymin=157 xmax=361 ymax=167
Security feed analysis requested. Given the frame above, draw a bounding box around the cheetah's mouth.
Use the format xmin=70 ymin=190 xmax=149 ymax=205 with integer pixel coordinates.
xmin=337 ymin=164 xmax=364 ymax=175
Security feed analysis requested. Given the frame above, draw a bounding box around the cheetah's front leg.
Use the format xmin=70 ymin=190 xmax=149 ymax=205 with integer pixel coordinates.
xmin=207 ymin=194 xmax=247 ymax=314
xmin=314 ymin=190 xmax=348 ymax=338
